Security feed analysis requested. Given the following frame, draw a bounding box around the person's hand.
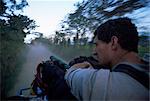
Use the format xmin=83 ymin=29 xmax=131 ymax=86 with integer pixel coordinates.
xmin=71 ymin=61 xmax=93 ymax=69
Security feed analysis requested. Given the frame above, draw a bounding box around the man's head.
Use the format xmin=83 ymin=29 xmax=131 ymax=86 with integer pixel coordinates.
xmin=93 ymin=17 xmax=139 ymax=66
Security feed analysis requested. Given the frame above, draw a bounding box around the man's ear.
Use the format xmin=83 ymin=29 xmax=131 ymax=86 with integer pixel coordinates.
xmin=110 ymin=36 xmax=119 ymax=50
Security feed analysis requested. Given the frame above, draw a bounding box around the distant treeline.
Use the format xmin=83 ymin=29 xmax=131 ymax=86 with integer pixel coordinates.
xmin=34 ymin=33 xmax=149 ymax=49
xmin=34 ymin=36 xmax=149 ymax=62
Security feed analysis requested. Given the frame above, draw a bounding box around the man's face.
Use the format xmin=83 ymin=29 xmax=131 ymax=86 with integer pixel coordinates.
xmin=93 ymin=36 xmax=111 ymax=66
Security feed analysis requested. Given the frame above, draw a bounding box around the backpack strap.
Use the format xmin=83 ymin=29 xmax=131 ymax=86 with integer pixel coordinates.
xmin=113 ymin=64 xmax=149 ymax=89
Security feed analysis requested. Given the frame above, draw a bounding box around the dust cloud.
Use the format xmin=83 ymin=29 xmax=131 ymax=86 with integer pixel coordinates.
xmin=8 ymin=42 xmax=54 ymax=96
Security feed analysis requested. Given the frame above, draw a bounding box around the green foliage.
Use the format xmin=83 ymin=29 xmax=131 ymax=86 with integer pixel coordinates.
xmin=0 ymin=0 xmax=7 ymax=15
xmin=139 ymin=35 xmax=150 ymax=46
xmin=33 ymin=38 xmax=93 ymax=62
xmin=0 ymin=0 xmax=28 ymax=15
xmin=53 ymin=31 xmax=66 ymax=45
xmin=48 ymin=44 xmax=93 ymax=62
xmin=1 ymin=40 xmax=26 ymax=99
xmin=0 ymin=0 xmax=37 ymax=99
xmin=138 ymin=46 xmax=150 ymax=57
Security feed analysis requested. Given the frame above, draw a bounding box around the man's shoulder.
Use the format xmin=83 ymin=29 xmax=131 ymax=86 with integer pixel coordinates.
xmin=112 ymin=62 xmax=149 ymax=89
xmin=113 ymin=61 xmax=149 ymax=70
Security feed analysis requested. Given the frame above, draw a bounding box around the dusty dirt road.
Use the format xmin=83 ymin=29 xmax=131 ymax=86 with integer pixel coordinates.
xmin=8 ymin=43 xmax=54 ymax=96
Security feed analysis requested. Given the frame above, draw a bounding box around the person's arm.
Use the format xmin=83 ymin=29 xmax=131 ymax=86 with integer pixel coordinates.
xmin=65 ymin=62 xmax=97 ymax=100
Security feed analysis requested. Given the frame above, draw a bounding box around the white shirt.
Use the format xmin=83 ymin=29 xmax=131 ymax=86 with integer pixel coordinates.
xmin=65 ymin=63 xmax=149 ymax=101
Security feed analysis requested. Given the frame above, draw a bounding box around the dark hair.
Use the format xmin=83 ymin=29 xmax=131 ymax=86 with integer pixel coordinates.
xmin=94 ymin=17 xmax=139 ymax=53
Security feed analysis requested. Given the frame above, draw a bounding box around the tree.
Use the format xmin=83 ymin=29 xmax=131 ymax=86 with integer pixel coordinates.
xmin=0 ymin=0 xmax=37 ymax=39
xmin=54 ymin=31 xmax=67 ymax=46
xmin=61 ymin=0 xmax=149 ymax=43
xmin=0 ymin=0 xmax=37 ymax=99
xmin=62 ymin=1 xmax=91 ymax=44
xmin=0 ymin=0 xmax=28 ymax=16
